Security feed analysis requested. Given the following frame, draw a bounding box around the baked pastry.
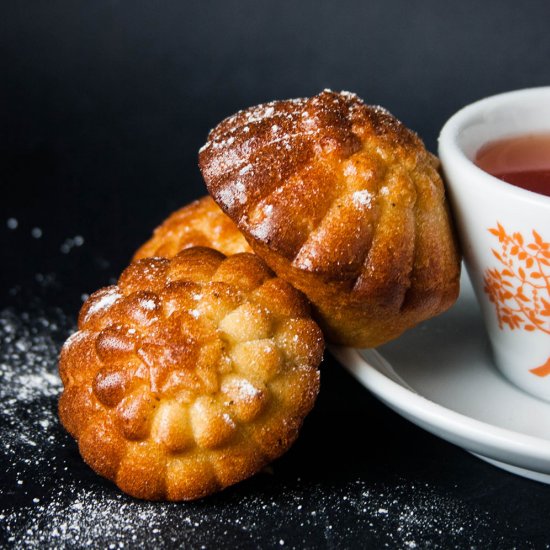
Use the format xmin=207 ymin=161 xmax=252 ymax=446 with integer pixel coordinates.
xmin=58 ymin=247 xmax=323 ymax=500
xmin=134 ymin=195 xmax=251 ymax=260
xmin=199 ymin=90 xmax=461 ymax=347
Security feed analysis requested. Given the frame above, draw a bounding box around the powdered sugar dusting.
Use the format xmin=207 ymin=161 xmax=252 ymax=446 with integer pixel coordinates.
xmin=351 ymin=190 xmax=372 ymax=208
xmin=0 ymin=471 xmax=514 ymax=548
xmin=62 ymin=329 xmax=88 ymax=349
xmin=245 ymin=104 xmax=275 ymax=125
xmin=238 ymin=164 xmax=252 ymax=176
xmin=81 ymin=287 xmax=122 ymax=323
xmin=139 ymin=297 xmax=158 ymax=311
xmin=217 ymin=180 xmax=248 ymax=209
xmin=248 ymin=217 xmax=274 ymax=242
xmin=0 ymin=304 xmax=71 ymax=494
xmin=224 ymin=377 xmax=261 ymax=401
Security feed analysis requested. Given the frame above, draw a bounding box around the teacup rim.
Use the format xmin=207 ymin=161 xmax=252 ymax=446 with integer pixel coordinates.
xmin=438 ymin=86 xmax=550 ymax=206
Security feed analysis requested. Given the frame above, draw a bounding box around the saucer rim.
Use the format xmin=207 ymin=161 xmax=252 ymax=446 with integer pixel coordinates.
xmin=331 ymin=344 xmax=550 ymax=473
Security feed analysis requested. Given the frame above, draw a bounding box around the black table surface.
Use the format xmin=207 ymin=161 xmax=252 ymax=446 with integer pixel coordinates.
xmin=2 ymin=1 xmax=550 ymax=548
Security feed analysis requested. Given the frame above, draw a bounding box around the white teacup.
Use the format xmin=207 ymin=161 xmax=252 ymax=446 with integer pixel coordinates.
xmin=439 ymin=87 xmax=550 ymax=402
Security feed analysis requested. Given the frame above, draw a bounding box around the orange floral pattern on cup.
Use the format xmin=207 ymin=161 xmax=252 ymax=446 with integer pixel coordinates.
xmin=483 ymin=223 xmax=550 ymax=377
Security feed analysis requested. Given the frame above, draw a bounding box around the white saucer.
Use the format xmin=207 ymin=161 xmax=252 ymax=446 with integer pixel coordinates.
xmin=331 ymin=272 xmax=550 ymax=484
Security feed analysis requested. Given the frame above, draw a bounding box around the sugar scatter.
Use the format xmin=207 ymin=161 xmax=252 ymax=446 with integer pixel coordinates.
xmin=1 ymin=472 xmax=517 ymax=548
xmin=0 ymin=305 xmax=71 ymax=488
xmin=60 ymin=235 xmax=85 ymax=254
xmin=7 ymin=218 xmax=18 ymax=230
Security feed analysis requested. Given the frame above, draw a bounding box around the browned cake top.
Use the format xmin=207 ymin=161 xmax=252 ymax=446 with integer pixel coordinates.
xmin=133 ymin=196 xmax=251 ymax=260
xmin=59 ymin=248 xmax=323 ymax=500
xmin=199 ymin=90 xmax=435 ymax=280
xmin=199 ymin=90 xmax=460 ymax=347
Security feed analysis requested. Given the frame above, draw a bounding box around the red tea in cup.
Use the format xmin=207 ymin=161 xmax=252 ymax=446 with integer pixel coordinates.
xmin=475 ymin=133 xmax=550 ymax=197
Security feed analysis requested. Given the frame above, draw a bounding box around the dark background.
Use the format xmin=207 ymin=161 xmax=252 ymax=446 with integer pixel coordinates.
xmin=1 ymin=1 xmax=550 ymax=548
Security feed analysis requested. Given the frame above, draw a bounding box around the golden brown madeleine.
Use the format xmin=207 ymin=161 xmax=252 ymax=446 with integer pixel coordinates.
xmin=134 ymin=196 xmax=252 ymax=260
xmin=59 ymin=248 xmax=323 ymax=501
xmin=199 ymin=90 xmax=461 ymax=347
